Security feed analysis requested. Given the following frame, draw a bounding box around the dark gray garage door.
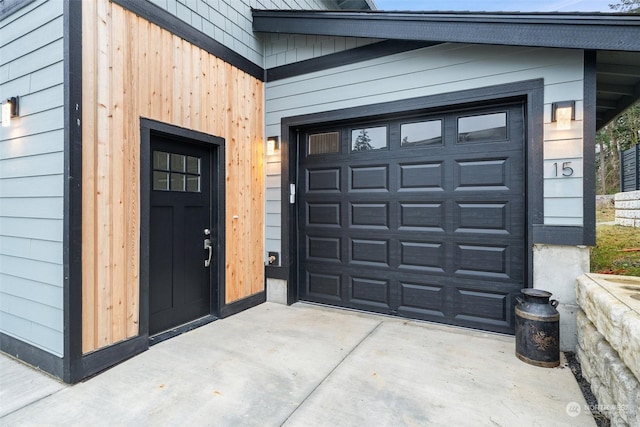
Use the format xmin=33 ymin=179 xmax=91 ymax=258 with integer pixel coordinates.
xmin=298 ymin=101 xmax=525 ymax=334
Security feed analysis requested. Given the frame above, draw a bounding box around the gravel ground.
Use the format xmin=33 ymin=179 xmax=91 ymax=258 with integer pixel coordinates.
xmin=565 ymin=351 xmax=610 ymax=427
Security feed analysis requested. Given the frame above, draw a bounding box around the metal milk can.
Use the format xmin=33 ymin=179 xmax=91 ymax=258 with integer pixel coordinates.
xmin=515 ymin=288 xmax=560 ymax=368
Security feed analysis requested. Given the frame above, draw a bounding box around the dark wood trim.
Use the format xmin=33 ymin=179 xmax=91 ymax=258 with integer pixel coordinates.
xmin=274 ymin=79 xmax=545 ymax=300
xmin=148 ymin=315 xmax=216 ymax=346
xmin=0 ymin=0 xmax=36 ymax=20
xmin=64 ymin=0 xmax=84 ymax=384
xmin=219 ymin=292 xmax=266 ymax=318
xmin=526 ymin=79 xmax=545 ymax=288
xmin=583 ymin=50 xmax=597 ymax=246
xmin=77 ymin=335 xmax=148 ymax=381
xmin=112 ymin=0 xmax=263 ymax=81
xmin=265 ymin=265 xmax=288 ymax=280
xmin=140 ymin=118 xmax=227 ymax=339
xmin=253 ymin=10 xmax=640 ymax=52
xmin=532 ymin=225 xmax=589 ymax=246
xmin=266 ymin=40 xmax=440 ymax=82
xmin=0 ymin=333 xmax=64 ymax=379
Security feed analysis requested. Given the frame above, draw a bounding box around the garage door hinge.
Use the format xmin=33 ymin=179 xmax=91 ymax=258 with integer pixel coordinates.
xmin=290 ymin=183 xmax=296 ymax=204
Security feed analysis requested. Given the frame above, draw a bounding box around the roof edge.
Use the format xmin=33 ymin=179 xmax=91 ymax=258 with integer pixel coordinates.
xmin=252 ymin=10 xmax=640 ymax=52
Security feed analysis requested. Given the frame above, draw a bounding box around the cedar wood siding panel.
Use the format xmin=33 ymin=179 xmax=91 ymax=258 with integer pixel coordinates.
xmin=264 ymin=42 xmax=585 ymax=255
xmin=82 ymin=0 xmax=264 ymax=353
xmin=0 ymin=0 xmax=64 ymax=356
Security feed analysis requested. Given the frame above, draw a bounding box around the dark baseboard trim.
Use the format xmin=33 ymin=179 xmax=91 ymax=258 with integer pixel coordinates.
xmin=1 ymin=333 xmax=64 ymax=380
xmin=265 ymin=265 xmax=288 ymax=280
xmin=266 ymin=40 xmax=439 ymax=82
xmin=112 ymin=0 xmax=263 ymax=81
xmin=532 ymin=225 xmax=588 ymax=246
xmin=149 ymin=315 xmax=217 ymax=346
xmin=74 ymin=335 xmax=148 ymax=383
xmin=219 ymin=292 xmax=266 ymax=318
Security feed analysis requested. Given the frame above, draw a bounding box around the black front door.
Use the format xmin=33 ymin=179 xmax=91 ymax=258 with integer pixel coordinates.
xmin=149 ymin=136 xmax=213 ymax=335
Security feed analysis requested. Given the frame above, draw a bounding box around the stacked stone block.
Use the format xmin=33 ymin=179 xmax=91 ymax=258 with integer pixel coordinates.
xmin=615 ymin=190 xmax=640 ymax=227
xmin=576 ymin=274 xmax=640 ymax=427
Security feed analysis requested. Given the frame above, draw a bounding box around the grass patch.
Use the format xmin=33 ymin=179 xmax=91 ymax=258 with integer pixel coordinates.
xmin=591 ymin=225 xmax=640 ymax=276
xmin=595 ymin=207 xmax=615 ymax=223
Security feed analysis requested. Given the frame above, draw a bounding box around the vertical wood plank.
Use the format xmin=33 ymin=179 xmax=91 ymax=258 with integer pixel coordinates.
xmin=191 ymin=45 xmax=201 ymax=132
xmin=200 ymin=52 xmax=210 ymax=133
xmin=95 ymin=0 xmax=112 ymax=347
xmin=172 ymin=35 xmax=182 ymax=125
xmin=149 ymin=23 xmax=162 ymax=121
xmin=81 ymin=0 xmax=97 ymax=354
xmin=181 ymin=41 xmax=192 ymax=126
xmin=110 ymin=3 xmax=126 ymax=343
xmin=239 ymin=70 xmax=249 ymax=299
xmin=161 ymin=29 xmax=173 ymax=123
xmin=125 ymin=10 xmax=140 ymax=338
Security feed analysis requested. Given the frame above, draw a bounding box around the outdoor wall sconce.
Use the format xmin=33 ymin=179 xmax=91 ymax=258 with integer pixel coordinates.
xmin=266 ymin=136 xmax=279 ymax=156
xmin=552 ymin=101 xmax=575 ymax=130
xmin=2 ymin=96 xmax=19 ymax=128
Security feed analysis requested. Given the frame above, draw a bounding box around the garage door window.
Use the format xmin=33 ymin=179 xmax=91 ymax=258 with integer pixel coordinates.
xmin=458 ymin=112 xmax=507 ymax=143
xmin=309 ymin=131 xmax=340 ymax=155
xmin=351 ymin=126 xmax=387 ymax=151
xmin=401 ymin=120 xmax=442 ymax=147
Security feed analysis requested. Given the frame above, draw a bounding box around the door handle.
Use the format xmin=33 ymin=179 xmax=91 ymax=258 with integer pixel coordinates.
xmin=204 ymin=238 xmax=212 ymax=267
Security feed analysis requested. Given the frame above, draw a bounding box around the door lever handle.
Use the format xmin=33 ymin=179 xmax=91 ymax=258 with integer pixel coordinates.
xmin=204 ymin=238 xmax=212 ymax=267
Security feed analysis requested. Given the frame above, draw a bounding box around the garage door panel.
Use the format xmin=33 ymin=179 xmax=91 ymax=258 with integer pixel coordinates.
xmin=454 ymin=158 xmax=510 ymax=190
xmin=350 ymin=202 xmax=389 ymax=228
xmin=398 ymin=279 xmax=447 ymax=319
xmin=307 ymin=202 xmax=341 ymax=227
xmin=307 ymin=236 xmax=341 ymax=262
xmin=350 ymin=165 xmax=389 ymax=191
xmin=351 ymin=238 xmax=390 ymax=266
xmin=399 ymin=241 xmax=446 ymax=272
xmin=306 ymin=271 xmax=342 ymax=301
xmin=398 ymin=162 xmax=444 ymax=191
xmin=307 ymin=167 xmax=341 ymax=192
xmin=399 ymin=202 xmax=446 ymax=231
xmin=349 ymin=276 xmax=391 ymax=310
xmin=454 ymin=243 xmax=510 ymax=279
xmin=454 ymin=201 xmax=509 ymax=234
xmin=453 ymin=286 xmax=515 ymax=330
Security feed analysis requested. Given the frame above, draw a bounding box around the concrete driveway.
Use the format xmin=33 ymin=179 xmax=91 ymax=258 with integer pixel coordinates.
xmin=1 ymin=302 xmax=595 ymax=426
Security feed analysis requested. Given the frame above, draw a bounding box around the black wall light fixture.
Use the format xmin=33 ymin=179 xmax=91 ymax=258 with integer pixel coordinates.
xmin=2 ymin=96 xmax=19 ymax=127
xmin=551 ymin=100 xmax=575 ymax=130
xmin=266 ymin=136 xmax=279 ymax=156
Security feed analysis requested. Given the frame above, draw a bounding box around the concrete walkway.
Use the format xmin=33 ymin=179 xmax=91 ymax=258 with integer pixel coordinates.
xmin=1 ymin=302 xmax=595 ymax=426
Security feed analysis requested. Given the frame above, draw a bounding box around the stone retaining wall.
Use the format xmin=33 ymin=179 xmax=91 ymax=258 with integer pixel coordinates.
xmin=596 ymin=194 xmax=615 ymax=209
xmin=576 ymin=274 xmax=640 ymax=426
xmin=615 ymin=190 xmax=640 ymax=227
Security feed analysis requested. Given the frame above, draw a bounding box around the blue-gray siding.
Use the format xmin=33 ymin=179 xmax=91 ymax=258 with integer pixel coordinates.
xmin=264 ymin=42 xmax=585 ymax=255
xmin=146 ymin=0 xmax=353 ymax=66
xmin=263 ymin=34 xmax=379 ymax=68
xmin=0 ymin=0 xmax=64 ymax=356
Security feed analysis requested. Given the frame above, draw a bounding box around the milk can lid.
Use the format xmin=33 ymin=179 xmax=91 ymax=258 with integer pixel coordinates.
xmin=520 ymin=288 xmax=552 ymax=298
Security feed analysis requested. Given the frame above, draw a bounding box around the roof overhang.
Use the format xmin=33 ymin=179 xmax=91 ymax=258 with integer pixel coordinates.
xmin=335 ymin=0 xmax=376 ymax=10
xmin=253 ymin=10 xmax=640 ymax=128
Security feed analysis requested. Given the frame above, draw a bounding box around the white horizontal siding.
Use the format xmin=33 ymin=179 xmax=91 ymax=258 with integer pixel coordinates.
xmin=0 ymin=0 xmax=64 ymax=356
xmin=264 ymin=43 xmax=585 ymax=254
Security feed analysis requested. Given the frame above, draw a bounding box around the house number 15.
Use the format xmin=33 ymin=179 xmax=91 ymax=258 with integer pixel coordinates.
xmin=553 ymin=161 xmax=574 ymax=177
